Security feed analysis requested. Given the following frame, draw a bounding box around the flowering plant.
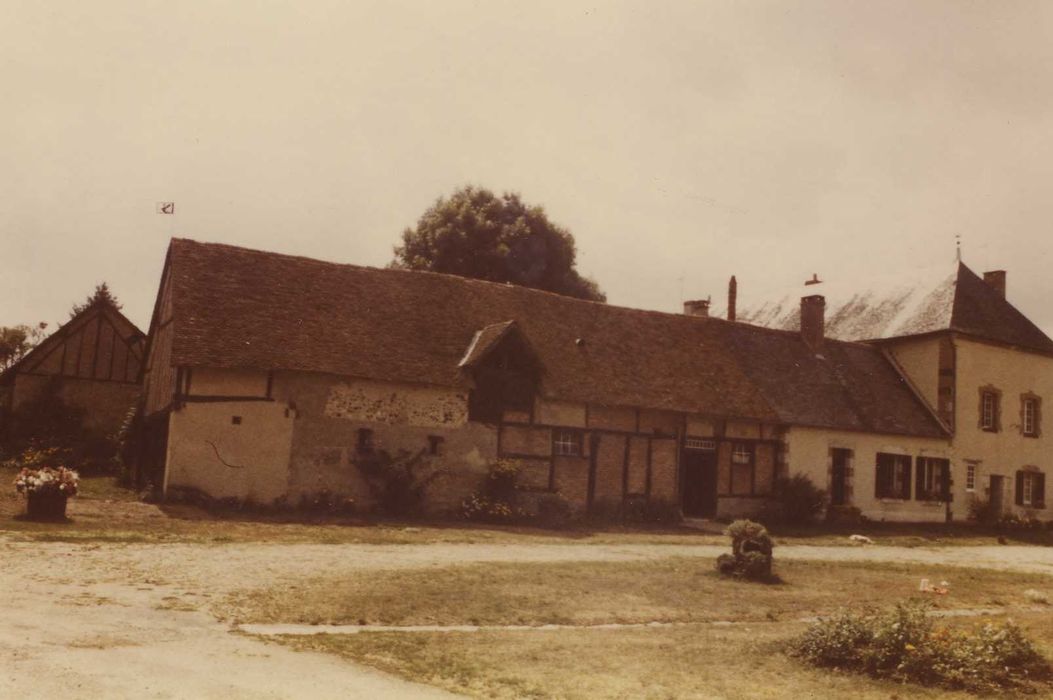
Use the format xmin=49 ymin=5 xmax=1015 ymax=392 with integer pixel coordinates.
xmin=13 ymin=466 xmax=80 ymax=498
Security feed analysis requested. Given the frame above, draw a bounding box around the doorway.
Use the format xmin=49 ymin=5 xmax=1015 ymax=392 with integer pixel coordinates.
xmin=682 ymin=448 xmax=718 ymax=517
xmin=989 ymin=475 xmax=1004 ymax=518
xmin=830 ymin=448 xmax=852 ymax=506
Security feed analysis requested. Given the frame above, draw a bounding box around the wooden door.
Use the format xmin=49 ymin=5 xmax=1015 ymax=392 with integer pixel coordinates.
xmin=989 ymin=475 xmax=1004 ymax=517
xmin=682 ymin=449 xmax=718 ymax=517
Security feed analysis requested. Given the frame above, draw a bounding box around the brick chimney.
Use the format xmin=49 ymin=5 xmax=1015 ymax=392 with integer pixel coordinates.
xmin=683 ymin=299 xmax=710 ymax=317
xmin=727 ymin=276 xmax=737 ymax=321
xmin=800 ymin=295 xmax=826 ymax=351
xmin=983 ymin=270 xmax=1006 ymax=299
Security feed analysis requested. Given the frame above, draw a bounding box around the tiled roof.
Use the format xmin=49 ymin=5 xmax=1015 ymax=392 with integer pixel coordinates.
xmin=0 ymin=302 xmax=144 ymax=384
xmin=458 ymin=321 xmax=517 ymax=368
xmin=163 ymin=238 xmax=946 ymax=437
xmin=726 ymin=262 xmax=1053 ymax=354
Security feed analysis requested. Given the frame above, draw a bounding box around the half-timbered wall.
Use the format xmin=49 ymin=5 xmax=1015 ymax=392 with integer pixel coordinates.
xmin=3 ymin=304 xmax=144 ymax=434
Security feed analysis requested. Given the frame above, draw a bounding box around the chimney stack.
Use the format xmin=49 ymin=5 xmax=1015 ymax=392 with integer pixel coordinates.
xmin=727 ymin=276 xmax=737 ymax=321
xmin=683 ymin=299 xmax=710 ymax=317
xmin=800 ymin=295 xmax=826 ymax=351
xmin=983 ymin=270 xmax=1006 ymax=299
xmin=805 ymin=273 xmax=822 ymax=286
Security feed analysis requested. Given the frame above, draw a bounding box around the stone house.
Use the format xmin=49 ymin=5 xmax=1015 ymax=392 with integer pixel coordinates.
xmin=136 ymin=238 xmax=954 ymax=521
xmin=0 ymin=301 xmax=145 ymax=443
xmin=732 ymin=261 xmax=1050 ymax=521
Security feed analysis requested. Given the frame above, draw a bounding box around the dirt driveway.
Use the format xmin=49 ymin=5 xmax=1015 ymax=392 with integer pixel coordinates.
xmin=2 ymin=536 xmax=1051 ymax=699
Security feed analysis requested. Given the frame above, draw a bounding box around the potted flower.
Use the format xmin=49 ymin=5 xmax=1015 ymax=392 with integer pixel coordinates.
xmin=14 ymin=466 xmax=79 ymax=520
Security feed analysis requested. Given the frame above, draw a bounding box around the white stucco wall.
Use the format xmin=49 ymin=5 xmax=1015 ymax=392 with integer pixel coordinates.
xmin=785 ymin=426 xmax=952 ymax=522
xmin=164 ymin=399 xmax=295 ymax=503
xmin=950 ymin=337 xmax=1053 ymax=520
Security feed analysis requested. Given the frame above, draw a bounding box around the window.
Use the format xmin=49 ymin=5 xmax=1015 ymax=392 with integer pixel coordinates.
xmin=980 ymin=389 xmax=1000 ymax=432
xmin=427 ymin=435 xmax=444 ymax=455
xmin=231 ymin=416 xmax=242 ymax=425
xmin=875 ymin=453 xmax=911 ymax=499
xmin=915 ymin=457 xmax=950 ymax=501
xmin=552 ymin=429 xmax=583 ymax=457
xmin=1016 ymin=471 xmax=1046 ymax=508
xmin=356 ymin=428 xmax=374 ymax=454
xmin=1022 ymin=396 xmax=1041 ymax=437
xmin=965 ymin=463 xmax=977 ymax=492
xmin=728 ymin=443 xmax=756 ymax=495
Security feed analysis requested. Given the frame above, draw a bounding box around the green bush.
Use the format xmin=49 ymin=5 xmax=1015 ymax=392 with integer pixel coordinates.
xmin=968 ymin=496 xmax=998 ymax=526
xmin=354 ymin=448 xmax=447 ymax=517
xmin=771 ymin=474 xmax=826 ymax=524
xmin=535 ymin=493 xmax=574 ymax=528
xmin=461 ymin=460 xmax=529 ymax=523
xmin=717 ymin=519 xmax=775 ymax=581
xmin=788 ymin=601 xmax=1052 ymax=694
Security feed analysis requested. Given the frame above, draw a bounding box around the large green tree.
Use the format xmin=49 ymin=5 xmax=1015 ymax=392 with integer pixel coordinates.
xmin=0 ymin=322 xmax=47 ymax=371
xmin=393 ymin=186 xmax=605 ymax=302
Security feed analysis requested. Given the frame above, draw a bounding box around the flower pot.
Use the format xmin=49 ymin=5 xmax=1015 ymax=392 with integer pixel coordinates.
xmin=26 ymin=492 xmax=69 ymax=521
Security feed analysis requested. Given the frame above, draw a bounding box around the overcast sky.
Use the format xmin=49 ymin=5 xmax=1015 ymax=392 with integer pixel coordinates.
xmin=4 ymin=1 xmax=1052 ymax=337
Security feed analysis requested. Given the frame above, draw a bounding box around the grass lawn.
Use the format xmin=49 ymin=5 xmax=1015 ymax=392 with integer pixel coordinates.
xmin=3 ymin=465 xmax=1050 ymax=547
xmin=218 ymin=559 xmax=1053 ymax=626
xmin=228 ymin=558 xmax=1053 ymax=698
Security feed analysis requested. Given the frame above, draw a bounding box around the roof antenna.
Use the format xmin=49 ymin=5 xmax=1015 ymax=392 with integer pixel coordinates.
xmin=955 ymin=233 xmax=962 ymax=262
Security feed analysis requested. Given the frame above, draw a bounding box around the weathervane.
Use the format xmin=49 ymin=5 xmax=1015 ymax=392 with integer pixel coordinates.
xmin=955 ymin=233 xmax=962 ymax=262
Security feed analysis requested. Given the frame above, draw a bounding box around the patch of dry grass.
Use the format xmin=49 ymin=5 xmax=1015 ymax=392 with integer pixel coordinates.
xmin=280 ymin=620 xmax=1053 ymax=699
xmin=218 ymin=558 xmax=1053 ymax=627
xmin=242 ymin=558 xmax=1053 ymax=699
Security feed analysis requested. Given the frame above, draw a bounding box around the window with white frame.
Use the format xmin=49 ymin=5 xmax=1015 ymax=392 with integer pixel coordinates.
xmin=1022 ymin=396 xmax=1040 ymax=437
xmin=916 ymin=457 xmax=949 ymax=501
xmin=1015 ymin=470 xmax=1047 ymax=509
xmin=731 ymin=443 xmax=753 ymax=465
xmin=980 ymin=389 xmax=1000 ymax=432
xmin=965 ymin=463 xmax=976 ymax=492
xmin=552 ymin=429 xmax=582 ymax=457
xmin=876 ymin=453 xmax=911 ymax=499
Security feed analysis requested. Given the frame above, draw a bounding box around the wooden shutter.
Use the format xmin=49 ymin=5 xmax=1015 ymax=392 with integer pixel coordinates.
xmin=1015 ymin=471 xmax=1025 ymax=506
xmin=915 ymin=457 xmax=926 ymax=500
xmin=875 ymin=454 xmax=890 ymax=498
xmin=940 ymin=460 xmax=952 ymax=502
xmin=1035 ymin=472 xmax=1046 ymax=509
xmin=901 ymin=457 xmax=912 ymax=500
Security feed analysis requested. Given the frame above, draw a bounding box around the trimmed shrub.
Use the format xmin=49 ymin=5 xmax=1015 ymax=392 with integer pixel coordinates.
xmin=788 ymin=601 xmax=1053 ymax=694
xmin=771 ymin=474 xmax=826 ymax=525
xmin=716 ymin=519 xmax=775 ymax=581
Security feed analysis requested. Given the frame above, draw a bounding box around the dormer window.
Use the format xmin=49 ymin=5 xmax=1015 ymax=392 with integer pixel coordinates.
xmin=461 ymin=321 xmax=539 ymax=424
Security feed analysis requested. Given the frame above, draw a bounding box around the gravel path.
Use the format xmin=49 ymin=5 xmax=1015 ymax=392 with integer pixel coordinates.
xmin=1 ymin=536 xmax=1050 ymax=699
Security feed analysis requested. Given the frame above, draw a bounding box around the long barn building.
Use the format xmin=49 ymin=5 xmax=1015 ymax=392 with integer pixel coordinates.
xmin=134 ymin=238 xmax=1047 ymax=522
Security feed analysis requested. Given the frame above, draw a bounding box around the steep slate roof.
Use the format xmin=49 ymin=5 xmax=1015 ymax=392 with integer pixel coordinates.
xmin=726 ymin=261 xmax=1053 ymax=354
xmin=162 ymin=238 xmax=945 ymax=437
